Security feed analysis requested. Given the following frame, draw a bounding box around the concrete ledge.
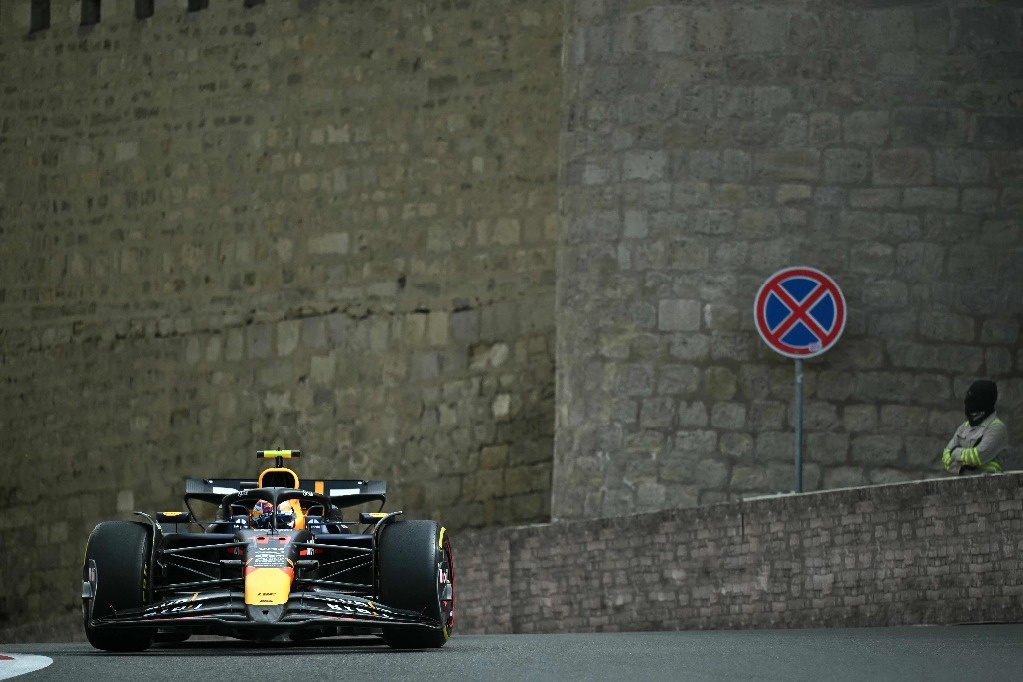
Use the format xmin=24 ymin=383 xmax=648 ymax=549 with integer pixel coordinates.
xmin=455 ymin=474 xmax=1023 ymax=633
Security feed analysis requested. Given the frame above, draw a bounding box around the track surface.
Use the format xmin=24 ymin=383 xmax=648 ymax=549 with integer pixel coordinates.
xmin=3 ymin=625 xmax=1022 ymax=681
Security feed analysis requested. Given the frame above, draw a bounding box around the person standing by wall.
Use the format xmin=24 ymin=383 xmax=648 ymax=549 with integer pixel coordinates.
xmin=942 ymin=380 xmax=1010 ymax=475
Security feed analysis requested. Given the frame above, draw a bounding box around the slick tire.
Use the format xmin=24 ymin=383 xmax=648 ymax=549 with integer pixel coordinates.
xmin=83 ymin=521 xmax=154 ymax=652
xmin=378 ymin=519 xmax=454 ymax=649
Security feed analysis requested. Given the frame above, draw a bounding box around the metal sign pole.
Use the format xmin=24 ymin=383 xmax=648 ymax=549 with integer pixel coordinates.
xmin=754 ymin=267 xmax=846 ymax=496
xmin=794 ymin=358 xmax=804 ymax=493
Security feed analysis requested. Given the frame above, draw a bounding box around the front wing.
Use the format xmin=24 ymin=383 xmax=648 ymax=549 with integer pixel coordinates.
xmin=84 ymin=586 xmax=442 ymax=638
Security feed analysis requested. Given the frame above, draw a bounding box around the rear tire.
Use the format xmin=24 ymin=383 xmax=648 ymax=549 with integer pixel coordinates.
xmin=378 ymin=520 xmax=454 ymax=649
xmin=82 ymin=521 xmax=154 ymax=652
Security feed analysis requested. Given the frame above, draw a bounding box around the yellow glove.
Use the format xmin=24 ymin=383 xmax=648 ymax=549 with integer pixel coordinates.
xmin=942 ymin=449 xmax=952 ymax=471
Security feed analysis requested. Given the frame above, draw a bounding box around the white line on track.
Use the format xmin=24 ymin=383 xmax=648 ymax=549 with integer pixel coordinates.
xmin=0 ymin=654 xmax=53 ymax=680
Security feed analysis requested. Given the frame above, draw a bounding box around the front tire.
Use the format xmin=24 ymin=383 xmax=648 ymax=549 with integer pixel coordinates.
xmin=82 ymin=521 xmax=154 ymax=652
xmin=378 ymin=520 xmax=454 ymax=649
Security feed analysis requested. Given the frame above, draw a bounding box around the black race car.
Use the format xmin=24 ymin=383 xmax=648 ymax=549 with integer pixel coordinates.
xmin=81 ymin=450 xmax=454 ymax=651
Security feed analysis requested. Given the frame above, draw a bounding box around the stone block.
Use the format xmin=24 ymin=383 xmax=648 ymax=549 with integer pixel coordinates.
xmin=851 ymin=435 xmax=904 ymax=467
xmin=873 ymin=149 xmax=933 ymax=185
xmin=776 ymin=184 xmax=812 ymax=205
xmin=919 ymin=312 xmax=975 ymax=343
xmin=806 ymin=432 xmax=849 ymax=465
xmin=730 ymin=465 xmax=766 ymax=491
xmin=748 ymin=401 xmax=786 ymax=430
xmin=981 ymin=318 xmax=1019 ymax=344
xmin=935 ymin=149 xmax=990 ymax=186
xmin=895 ymin=242 xmax=945 ymax=278
xmin=677 ymin=402 xmax=709 ymax=427
xmin=480 ymin=300 xmax=519 ymax=339
xmin=247 ymin=324 xmax=273 ymax=359
xmin=277 ymin=319 xmax=300 ymax=357
xmin=953 ymin=7 xmax=1021 ymax=52
xmin=711 ymin=401 xmax=746 ymax=429
xmin=704 ymin=366 xmax=738 ymax=401
xmin=307 ymin=232 xmax=350 ymax=255
xmin=671 ymin=331 xmax=712 ymax=359
xmin=847 ymin=188 xmax=897 ymax=209
xmin=847 ymin=404 xmax=879 ymax=431
xmin=902 ymin=187 xmax=958 ymax=211
xmin=658 ymin=299 xmax=701 ymax=332
xmin=300 ymin=317 xmax=326 ymax=350
xmin=821 ymin=466 xmax=867 ymax=489
xmin=690 ymin=459 xmax=730 ymax=489
xmin=755 ymin=431 xmax=791 ymax=463
xmin=492 ymin=218 xmax=522 ymax=246
xmin=856 ymin=372 xmax=914 ymax=403
xmin=849 ymin=242 xmax=894 ymax=275
xmin=844 ymin=111 xmax=890 ymax=147
xmin=754 ymin=149 xmax=820 ymax=182
xmin=642 ymin=7 xmax=688 ymax=54
xmin=451 ymin=309 xmax=480 ymax=343
xmin=986 ymin=347 xmax=1013 ymax=375
xmin=976 ymin=115 xmax=1023 ymax=147
xmin=689 ymin=9 xmax=730 ymax=53
xmin=961 ymin=188 xmax=1000 ymax=215
xmin=692 ymin=209 xmax=737 ymax=235
xmin=862 ymin=8 xmax=917 ymax=50
xmin=657 ymin=365 xmax=701 ymax=396
xmin=892 ymin=108 xmax=965 ymax=146
xmin=719 ymin=432 xmax=754 ymax=459
xmin=809 ymin=112 xmax=842 ymax=145
xmin=641 ymin=397 xmax=675 ymax=428
xmin=823 ymin=149 xmax=870 ymax=184
xmin=623 ymin=150 xmax=669 ymax=181
xmin=732 ymin=8 xmax=789 ymax=53
xmin=800 ymin=401 xmax=839 ymax=432
xmin=880 ymin=405 xmax=929 ymax=433
xmin=616 ymin=364 xmax=656 ymax=397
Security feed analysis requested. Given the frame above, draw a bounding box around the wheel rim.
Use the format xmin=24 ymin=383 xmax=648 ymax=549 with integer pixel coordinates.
xmin=438 ymin=535 xmax=454 ymax=634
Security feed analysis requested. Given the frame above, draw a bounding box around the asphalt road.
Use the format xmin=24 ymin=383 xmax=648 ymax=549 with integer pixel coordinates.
xmin=3 ymin=625 xmax=1022 ymax=681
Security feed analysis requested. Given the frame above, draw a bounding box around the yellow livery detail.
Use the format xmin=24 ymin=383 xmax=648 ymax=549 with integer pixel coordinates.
xmin=244 ymin=567 xmax=294 ymax=606
xmin=257 ymin=449 xmax=301 ymax=459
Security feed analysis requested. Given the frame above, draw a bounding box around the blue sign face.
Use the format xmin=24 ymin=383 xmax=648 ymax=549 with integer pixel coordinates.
xmin=754 ymin=267 xmax=846 ymax=359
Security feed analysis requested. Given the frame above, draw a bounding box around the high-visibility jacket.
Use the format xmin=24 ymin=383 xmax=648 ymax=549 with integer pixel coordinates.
xmin=943 ymin=412 xmax=1009 ymax=474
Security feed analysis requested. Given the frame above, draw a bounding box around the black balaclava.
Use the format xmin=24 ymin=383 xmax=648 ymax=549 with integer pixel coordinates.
xmin=964 ymin=380 xmax=998 ymax=426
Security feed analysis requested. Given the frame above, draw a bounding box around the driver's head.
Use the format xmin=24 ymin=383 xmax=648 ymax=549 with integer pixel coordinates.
xmin=250 ymin=500 xmax=274 ymax=528
xmin=276 ymin=501 xmax=296 ymax=529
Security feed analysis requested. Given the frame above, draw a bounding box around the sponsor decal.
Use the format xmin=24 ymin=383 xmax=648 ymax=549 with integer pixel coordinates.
xmin=323 ymin=598 xmax=394 ymax=620
xmin=146 ymin=595 xmax=203 ymax=616
xmin=250 ymin=549 xmax=288 ymax=569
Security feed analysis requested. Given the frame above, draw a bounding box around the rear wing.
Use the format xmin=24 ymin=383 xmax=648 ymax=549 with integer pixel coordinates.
xmin=185 ymin=478 xmax=387 ymax=506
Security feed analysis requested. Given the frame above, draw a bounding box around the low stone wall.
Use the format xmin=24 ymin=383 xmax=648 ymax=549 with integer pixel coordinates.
xmin=456 ymin=473 xmax=1023 ymax=633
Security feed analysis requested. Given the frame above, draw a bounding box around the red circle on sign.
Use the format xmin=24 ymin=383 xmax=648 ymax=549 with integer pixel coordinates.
xmin=754 ymin=267 xmax=846 ymax=359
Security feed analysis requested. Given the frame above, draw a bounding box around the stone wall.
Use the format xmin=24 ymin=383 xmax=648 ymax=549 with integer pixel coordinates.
xmin=0 ymin=0 xmax=560 ymax=639
xmin=457 ymin=473 xmax=1023 ymax=633
xmin=554 ymin=0 xmax=1023 ymax=520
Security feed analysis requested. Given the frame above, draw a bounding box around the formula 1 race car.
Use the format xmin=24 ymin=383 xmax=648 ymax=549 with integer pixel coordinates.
xmin=81 ymin=450 xmax=454 ymax=651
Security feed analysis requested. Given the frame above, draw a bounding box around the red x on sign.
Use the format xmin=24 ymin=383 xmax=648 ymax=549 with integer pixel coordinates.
xmin=754 ymin=267 xmax=846 ymax=359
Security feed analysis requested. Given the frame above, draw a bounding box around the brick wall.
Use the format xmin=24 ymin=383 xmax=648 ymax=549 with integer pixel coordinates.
xmin=457 ymin=473 xmax=1023 ymax=633
xmin=0 ymin=0 xmax=560 ymax=638
xmin=554 ymin=0 xmax=1023 ymax=520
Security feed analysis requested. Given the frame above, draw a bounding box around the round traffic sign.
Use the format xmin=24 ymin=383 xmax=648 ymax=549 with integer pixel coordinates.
xmin=754 ymin=267 xmax=846 ymax=359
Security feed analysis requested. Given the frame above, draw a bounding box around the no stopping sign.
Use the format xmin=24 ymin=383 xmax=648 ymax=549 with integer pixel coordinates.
xmin=754 ymin=267 xmax=846 ymax=359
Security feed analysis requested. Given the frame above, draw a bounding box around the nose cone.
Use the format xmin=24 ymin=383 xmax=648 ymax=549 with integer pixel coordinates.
xmin=244 ymin=566 xmax=294 ymax=606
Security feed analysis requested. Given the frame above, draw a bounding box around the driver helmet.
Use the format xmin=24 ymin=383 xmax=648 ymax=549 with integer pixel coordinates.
xmin=276 ymin=500 xmax=296 ymax=529
xmin=250 ymin=500 xmax=274 ymax=529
